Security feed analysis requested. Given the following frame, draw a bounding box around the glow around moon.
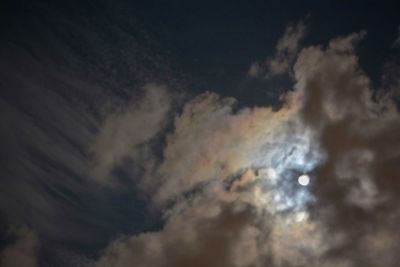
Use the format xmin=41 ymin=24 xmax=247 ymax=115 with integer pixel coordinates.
xmin=298 ymin=174 xmax=310 ymax=186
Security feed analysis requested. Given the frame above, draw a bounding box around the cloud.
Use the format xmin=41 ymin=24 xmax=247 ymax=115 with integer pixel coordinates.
xmin=90 ymin=84 xmax=171 ymax=183
xmin=147 ymin=92 xmax=298 ymax=203
xmin=94 ymin=31 xmax=400 ymax=267
xmin=382 ymin=30 xmax=400 ymax=104
xmin=94 ymin=87 xmax=328 ymax=266
xmin=248 ymin=20 xmax=307 ymax=78
xmin=95 ymin=194 xmax=260 ymax=267
xmin=292 ymin=31 xmax=400 ymax=265
xmin=0 ymin=5 xmax=182 ymax=264
xmin=95 ymin=181 xmax=331 ymax=267
xmin=0 ymin=41 xmax=105 ymax=246
xmin=0 ymin=38 xmax=172 ymax=262
xmin=0 ymin=227 xmax=38 ymax=267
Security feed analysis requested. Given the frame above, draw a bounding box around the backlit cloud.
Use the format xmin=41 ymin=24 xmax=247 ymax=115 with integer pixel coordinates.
xmin=93 ymin=29 xmax=400 ymax=266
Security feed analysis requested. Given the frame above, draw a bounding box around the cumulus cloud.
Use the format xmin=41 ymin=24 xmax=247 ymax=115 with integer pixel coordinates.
xmin=0 ymin=227 xmax=38 ymax=267
xmin=93 ymin=87 xmax=327 ymax=266
xmin=94 ymin=30 xmax=400 ymax=267
xmin=147 ymin=92 xmax=298 ymax=203
xmin=96 ymin=195 xmax=260 ymax=267
xmin=96 ymin=180 xmax=331 ymax=267
xmin=291 ymin=30 xmax=400 ymax=266
xmin=90 ymin=84 xmax=171 ymax=183
xmin=248 ymin=20 xmax=307 ymax=78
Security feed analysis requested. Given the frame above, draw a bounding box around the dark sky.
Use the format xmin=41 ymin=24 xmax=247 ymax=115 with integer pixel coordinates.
xmin=3 ymin=0 xmax=399 ymax=99
xmin=1 ymin=1 xmax=400 ymax=266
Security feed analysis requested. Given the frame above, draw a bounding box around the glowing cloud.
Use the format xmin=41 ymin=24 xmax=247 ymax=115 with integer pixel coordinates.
xmin=93 ymin=28 xmax=400 ymax=267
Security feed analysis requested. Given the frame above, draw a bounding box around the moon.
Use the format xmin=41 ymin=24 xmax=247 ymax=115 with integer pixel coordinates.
xmin=298 ymin=174 xmax=310 ymax=186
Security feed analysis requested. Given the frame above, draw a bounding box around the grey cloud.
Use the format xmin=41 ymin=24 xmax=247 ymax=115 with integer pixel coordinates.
xmin=90 ymin=84 xmax=171 ymax=183
xmin=0 ymin=37 xmax=170 ymax=263
xmin=293 ymin=31 xmax=400 ymax=265
xmin=95 ymin=195 xmax=263 ymax=267
xmin=248 ymin=20 xmax=307 ymax=78
xmin=327 ymin=31 xmax=366 ymax=52
xmin=0 ymin=5 xmax=183 ymax=265
xmin=147 ymin=92 xmax=295 ymax=204
xmin=94 ymin=31 xmax=400 ymax=267
xmin=382 ymin=32 xmax=400 ymax=104
xmin=0 ymin=42 xmax=102 ymax=244
xmin=0 ymin=227 xmax=38 ymax=267
xmin=93 ymin=74 xmax=320 ymax=267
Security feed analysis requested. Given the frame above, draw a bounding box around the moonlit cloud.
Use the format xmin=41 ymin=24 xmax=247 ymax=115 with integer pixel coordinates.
xmin=291 ymin=29 xmax=400 ymax=266
xmin=248 ymin=20 xmax=307 ymax=78
xmin=93 ymin=27 xmax=400 ymax=267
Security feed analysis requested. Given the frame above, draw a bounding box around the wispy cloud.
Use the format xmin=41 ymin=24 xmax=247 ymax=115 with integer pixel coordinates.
xmin=90 ymin=84 xmax=171 ymax=183
xmin=248 ymin=19 xmax=307 ymax=78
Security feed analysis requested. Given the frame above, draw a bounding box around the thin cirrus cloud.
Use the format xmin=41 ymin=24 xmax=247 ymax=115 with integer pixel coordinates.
xmin=0 ymin=7 xmax=175 ymax=264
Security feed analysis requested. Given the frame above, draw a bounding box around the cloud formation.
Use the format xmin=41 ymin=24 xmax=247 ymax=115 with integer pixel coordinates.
xmin=0 ymin=227 xmax=38 ymax=267
xmin=0 ymin=10 xmax=175 ymax=262
xmin=90 ymin=84 xmax=171 ymax=183
xmin=248 ymin=20 xmax=307 ymax=78
xmin=93 ymin=28 xmax=400 ymax=267
xmin=293 ymin=31 xmax=400 ymax=265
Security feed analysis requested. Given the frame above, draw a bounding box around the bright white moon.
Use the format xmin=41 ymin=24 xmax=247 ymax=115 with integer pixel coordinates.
xmin=298 ymin=174 xmax=310 ymax=186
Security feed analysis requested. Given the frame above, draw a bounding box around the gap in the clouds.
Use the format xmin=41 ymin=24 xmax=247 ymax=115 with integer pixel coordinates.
xmin=229 ymin=74 xmax=293 ymax=110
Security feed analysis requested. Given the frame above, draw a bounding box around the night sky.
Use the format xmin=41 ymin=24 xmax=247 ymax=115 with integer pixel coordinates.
xmin=1 ymin=1 xmax=400 ymax=267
